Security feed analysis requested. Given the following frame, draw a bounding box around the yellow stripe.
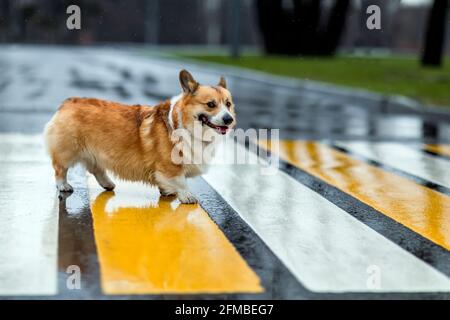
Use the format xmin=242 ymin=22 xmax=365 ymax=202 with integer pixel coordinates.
xmin=425 ymin=144 xmax=450 ymax=158
xmin=261 ymin=140 xmax=450 ymax=250
xmin=90 ymin=184 xmax=262 ymax=295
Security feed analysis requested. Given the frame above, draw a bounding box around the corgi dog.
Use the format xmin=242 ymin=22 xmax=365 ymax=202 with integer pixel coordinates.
xmin=44 ymin=70 xmax=236 ymax=203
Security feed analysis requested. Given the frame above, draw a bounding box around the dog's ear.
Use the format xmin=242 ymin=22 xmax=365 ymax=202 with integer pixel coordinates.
xmin=179 ymin=70 xmax=199 ymax=94
xmin=218 ymin=76 xmax=227 ymax=89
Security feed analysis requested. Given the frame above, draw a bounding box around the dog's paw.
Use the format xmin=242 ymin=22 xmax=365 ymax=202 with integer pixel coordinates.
xmin=177 ymin=191 xmax=198 ymax=204
xmin=159 ymin=188 xmax=176 ymax=197
xmin=101 ymin=181 xmax=116 ymax=191
xmin=57 ymin=182 xmax=73 ymax=193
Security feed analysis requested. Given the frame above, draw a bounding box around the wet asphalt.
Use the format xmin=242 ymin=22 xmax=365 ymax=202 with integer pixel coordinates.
xmin=1 ymin=45 xmax=449 ymax=142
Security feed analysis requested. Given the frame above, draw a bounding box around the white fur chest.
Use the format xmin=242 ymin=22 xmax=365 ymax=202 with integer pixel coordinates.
xmin=183 ymin=138 xmax=218 ymax=177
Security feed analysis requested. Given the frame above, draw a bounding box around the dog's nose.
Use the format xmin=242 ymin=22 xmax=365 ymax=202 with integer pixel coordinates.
xmin=222 ymin=114 xmax=234 ymax=125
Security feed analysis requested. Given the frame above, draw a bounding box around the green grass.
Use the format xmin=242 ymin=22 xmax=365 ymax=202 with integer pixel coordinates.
xmin=181 ymin=55 xmax=450 ymax=107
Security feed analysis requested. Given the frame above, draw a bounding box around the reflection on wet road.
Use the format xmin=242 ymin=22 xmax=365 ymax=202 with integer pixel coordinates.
xmin=261 ymin=140 xmax=450 ymax=251
xmin=204 ymin=142 xmax=450 ymax=293
xmin=0 ymin=135 xmax=57 ymax=296
xmin=2 ymin=46 xmax=450 ymax=299
xmin=89 ymin=180 xmax=262 ymax=295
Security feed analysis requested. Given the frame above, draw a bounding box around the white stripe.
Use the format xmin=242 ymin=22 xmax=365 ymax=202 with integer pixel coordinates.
xmin=0 ymin=134 xmax=58 ymax=295
xmin=336 ymin=141 xmax=450 ymax=189
xmin=203 ymin=141 xmax=450 ymax=292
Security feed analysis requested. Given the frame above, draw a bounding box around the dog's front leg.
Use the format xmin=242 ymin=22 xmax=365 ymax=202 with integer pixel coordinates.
xmin=154 ymin=172 xmax=198 ymax=204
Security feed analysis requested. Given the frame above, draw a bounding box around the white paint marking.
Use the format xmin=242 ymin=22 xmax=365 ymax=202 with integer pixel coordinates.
xmin=336 ymin=141 xmax=450 ymax=189
xmin=0 ymin=134 xmax=58 ymax=295
xmin=204 ymin=141 xmax=450 ymax=292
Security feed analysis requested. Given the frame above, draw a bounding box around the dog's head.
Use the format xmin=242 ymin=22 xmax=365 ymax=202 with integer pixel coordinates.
xmin=173 ymin=70 xmax=236 ymax=137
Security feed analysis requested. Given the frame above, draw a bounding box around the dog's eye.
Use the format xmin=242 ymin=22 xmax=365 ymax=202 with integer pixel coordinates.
xmin=207 ymin=101 xmax=216 ymax=108
xmin=226 ymin=101 xmax=232 ymax=108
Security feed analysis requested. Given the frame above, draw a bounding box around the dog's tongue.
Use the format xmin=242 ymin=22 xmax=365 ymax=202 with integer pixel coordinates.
xmin=218 ymin=126 xmax=228 ymax=135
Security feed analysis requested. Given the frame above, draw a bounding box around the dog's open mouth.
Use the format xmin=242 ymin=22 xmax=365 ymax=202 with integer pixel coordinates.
xmin=199 ymin=114 xmax=229 ymax=135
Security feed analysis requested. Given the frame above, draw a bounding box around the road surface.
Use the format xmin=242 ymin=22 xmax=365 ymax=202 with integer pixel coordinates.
xmin=1 ymin=45 xmax=450 ymax=299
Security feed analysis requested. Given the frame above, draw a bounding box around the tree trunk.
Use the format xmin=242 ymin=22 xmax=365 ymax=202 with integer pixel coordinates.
xmin=256 ymin=0 xmax=285 ymax=54
xmin=320 ymin=0 xmax=350 ymax=55
xmin=256 ymin=0 xmax=307 ymax=55
xmin=294 ymin=0 xmax=321 ymax=55
xmin=256 ymin=0 xmax=350 ymax=56
xmin=421 ymin=0 xmax=448 ymax=67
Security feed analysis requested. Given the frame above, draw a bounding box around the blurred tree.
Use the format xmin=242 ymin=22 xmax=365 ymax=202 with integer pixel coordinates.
xmin=295 ymin=0 xmax=321 ymax=55
xmin=320 ymin=0 xmax=350 ymax=55
xmin=256 ymin=0 xmax=350 ymax=56
xmin=256 ymin=0 xmax=298 ymax=54
xmin=421 ymin=0 xmax=448 ymax=67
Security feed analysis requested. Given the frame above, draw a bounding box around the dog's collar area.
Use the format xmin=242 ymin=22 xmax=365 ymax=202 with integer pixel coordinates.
xmin=168 ymin=93 xmax=183 ymax=130
xmin=199 ymin=114 xmax=229 ymax=135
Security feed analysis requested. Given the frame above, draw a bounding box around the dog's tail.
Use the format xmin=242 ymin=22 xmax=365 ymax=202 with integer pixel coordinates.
xmin=43 ymin=113 xmax=57 ymax=157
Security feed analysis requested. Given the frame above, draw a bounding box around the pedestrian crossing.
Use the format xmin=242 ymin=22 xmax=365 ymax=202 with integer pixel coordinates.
xmin=2 ymin=133 xmax=450 ymax=298
xmin=260 ymin=140 xmax=450 ymax=251
xmin=424 ymin=144 xmax=450 ymax=160
xmin=335 ymin=141 xmax=450 ymax=191
xmin=205 ymin=142 xmax=450 ymax=293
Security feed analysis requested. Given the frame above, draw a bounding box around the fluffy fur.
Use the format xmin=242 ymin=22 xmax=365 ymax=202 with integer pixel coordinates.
xmin=44 ymin=70 xmax=236 ymax=203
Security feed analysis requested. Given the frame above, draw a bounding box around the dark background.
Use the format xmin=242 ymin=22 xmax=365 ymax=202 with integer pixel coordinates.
xmin=0 ymin=0 xmax=448 ymax=55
